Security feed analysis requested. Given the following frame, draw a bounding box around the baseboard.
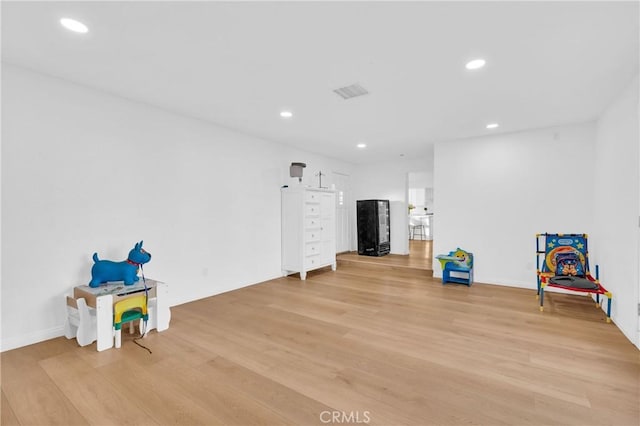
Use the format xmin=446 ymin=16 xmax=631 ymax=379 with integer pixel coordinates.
xmin=1 ymin=325 xmax=65 ymax=352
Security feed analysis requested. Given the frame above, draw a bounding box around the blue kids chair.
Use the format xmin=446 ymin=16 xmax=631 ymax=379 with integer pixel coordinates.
xmin=436 ymin=248 xmax=474 ymax=286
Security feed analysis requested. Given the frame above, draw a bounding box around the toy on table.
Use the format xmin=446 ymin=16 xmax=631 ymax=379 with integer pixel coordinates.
xmin=89 ymin=241 xmax=151 ymax=287
xmin=436 ymin=248 xmax=474 ymax=286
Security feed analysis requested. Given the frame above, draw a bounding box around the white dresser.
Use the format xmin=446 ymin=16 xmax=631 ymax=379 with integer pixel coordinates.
xmin=281 ymin=186 xmax=337 ymax=280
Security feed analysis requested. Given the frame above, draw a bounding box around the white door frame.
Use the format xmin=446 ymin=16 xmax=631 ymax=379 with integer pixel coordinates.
xmin=332 ymin=171 xmax=352 ymax=253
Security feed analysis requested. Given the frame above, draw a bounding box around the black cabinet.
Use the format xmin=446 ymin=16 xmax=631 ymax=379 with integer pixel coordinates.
xmin=357 ymin=200 xmax=390 ymax=256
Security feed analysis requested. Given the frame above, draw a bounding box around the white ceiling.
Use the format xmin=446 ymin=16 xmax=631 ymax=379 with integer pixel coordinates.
xmin=2 ymin=1 xmax=638 ymax=164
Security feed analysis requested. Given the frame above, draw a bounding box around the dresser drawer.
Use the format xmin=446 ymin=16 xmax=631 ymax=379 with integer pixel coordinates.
xmin=305 ymin=229 xmax=321 ymax=242
xmin=305 ymin=204 xmax=320 ymax=217
xmin=304 ymin=254 xmax=321 ymax=269
xmin=305 ymin=242 xmax=321 ymax=256
xmin=305 ymin=217 xmax=320 ymax=229
xmin=305 ymin=191 xmax=320 ymax=203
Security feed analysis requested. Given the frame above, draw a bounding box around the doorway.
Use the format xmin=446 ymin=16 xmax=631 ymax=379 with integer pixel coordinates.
xmin=407 ymin=171 xmax=434 ymax=268
xmin=332 ymin=171 xmax=351 ymax=253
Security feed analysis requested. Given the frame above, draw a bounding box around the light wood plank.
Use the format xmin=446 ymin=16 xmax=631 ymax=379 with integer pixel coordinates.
xmin=1 ymin=390 xmax=20 ymax=426
xmin=1 ymin=341 xmax=89 ymax=426
xmin=38 ymin=351 xmax=157 ymax=425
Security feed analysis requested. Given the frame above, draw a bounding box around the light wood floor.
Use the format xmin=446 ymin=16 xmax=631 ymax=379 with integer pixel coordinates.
xmin=2 ymin=260 xmax=638 ymax=426
xmin=337 ymin=240 xmax=433 ymax=272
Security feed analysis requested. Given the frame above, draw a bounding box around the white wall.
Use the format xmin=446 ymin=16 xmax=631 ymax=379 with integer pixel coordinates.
xmin=592 ymin=74 xmax=639 ymax=347
xmin=352 ymin=154 xmax=433 ymax=255
xmin=408 ymin=171 xmax=431 ymax=188
xmin=1 ymin=64 xmax=353 ymax=351
xmin=434 ymin=123 xmax=596 ymax=287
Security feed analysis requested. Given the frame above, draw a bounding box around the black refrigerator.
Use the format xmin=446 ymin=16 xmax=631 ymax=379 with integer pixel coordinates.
xmin=357 ymin=200 xmax=391 ymax=256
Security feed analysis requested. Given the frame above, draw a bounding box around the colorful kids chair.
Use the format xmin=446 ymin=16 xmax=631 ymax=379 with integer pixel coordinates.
xmin=436 ymin=248 xmax=474 ymax=286
xmin=113 ymin=295 xmax=148 ymax=348
xmin=536 ymin=233 xmax=611 ymax=322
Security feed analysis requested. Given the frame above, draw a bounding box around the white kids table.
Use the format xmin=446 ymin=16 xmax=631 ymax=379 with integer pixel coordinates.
xmin=72 ymin=279 xmax=170 ymax=351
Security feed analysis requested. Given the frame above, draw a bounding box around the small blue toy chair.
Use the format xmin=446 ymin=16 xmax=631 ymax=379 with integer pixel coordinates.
xmin=436 ymin=248 xmax=474 ymax=286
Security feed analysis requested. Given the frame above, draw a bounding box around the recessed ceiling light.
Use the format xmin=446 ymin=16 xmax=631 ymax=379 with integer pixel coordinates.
xmin=357 ymin=143 xmax=367 ymax=148
xmin=60 ymin=18 xmax=89 ymax=34
xmin=486 ymin=123 xmax=499 ymax=129
xmin=465 ymin=58 xmax=486 ymax=70
xmin=280 ymin=111 xmax=293 ymax=118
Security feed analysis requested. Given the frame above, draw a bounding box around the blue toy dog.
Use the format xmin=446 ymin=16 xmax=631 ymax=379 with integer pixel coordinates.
xmin=89 ymin=241 xmax=151 ymax=287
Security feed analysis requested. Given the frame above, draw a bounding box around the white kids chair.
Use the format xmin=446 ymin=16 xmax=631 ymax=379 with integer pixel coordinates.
xmin=64 ymin=296 xmax=97 ymax=347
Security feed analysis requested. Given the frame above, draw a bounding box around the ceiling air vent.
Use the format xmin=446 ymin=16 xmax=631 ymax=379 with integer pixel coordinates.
xmin=333 ymin=83 xmax=369 ymax=100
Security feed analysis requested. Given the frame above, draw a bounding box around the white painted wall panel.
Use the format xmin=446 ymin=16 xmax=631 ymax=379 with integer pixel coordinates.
xmin=434 ymin=123 xmax=596 ymax=288
xmin=593 ymin=75 xmax=639 ymax=347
